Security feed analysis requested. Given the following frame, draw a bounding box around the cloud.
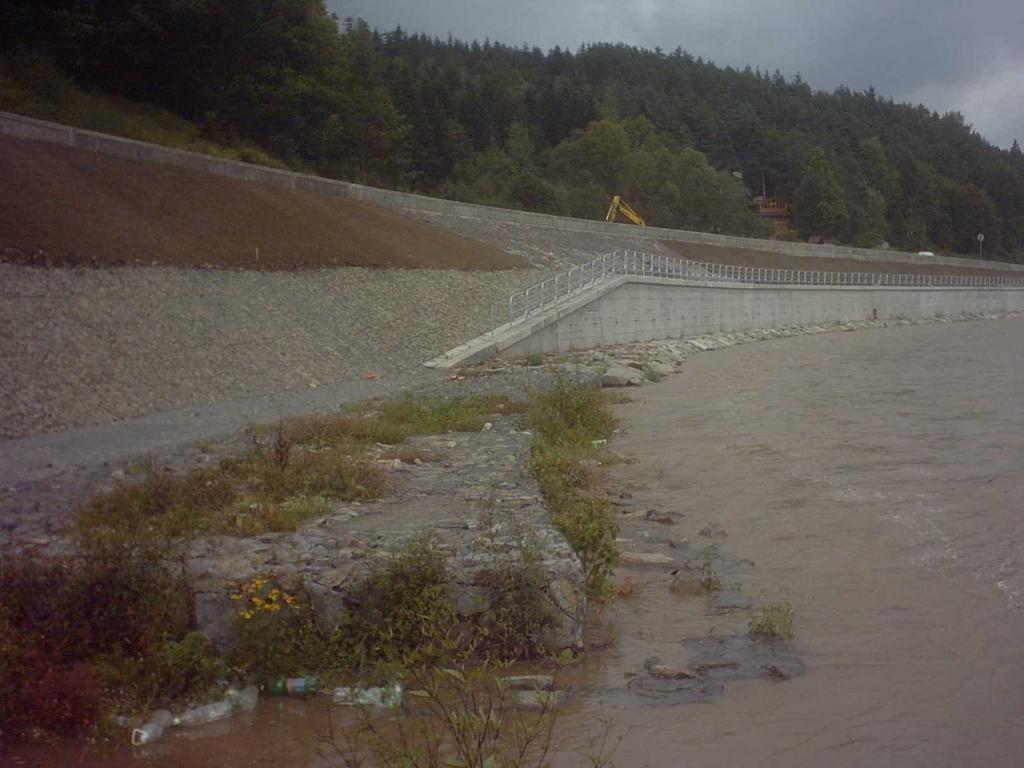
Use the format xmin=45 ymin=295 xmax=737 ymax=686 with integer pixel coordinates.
xmin=328 ymin=0 xmax=1023 ymax=148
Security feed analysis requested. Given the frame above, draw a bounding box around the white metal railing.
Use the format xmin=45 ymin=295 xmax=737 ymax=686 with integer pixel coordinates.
xmin=506 ymin=249 xmax=1024 ymax=324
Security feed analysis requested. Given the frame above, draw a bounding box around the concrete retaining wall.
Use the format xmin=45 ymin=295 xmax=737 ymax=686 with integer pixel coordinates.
xmin=498 ymin=280 xmax=1024 ymax=357
xmin=3 ymin=110 xmax=1022 ymax=273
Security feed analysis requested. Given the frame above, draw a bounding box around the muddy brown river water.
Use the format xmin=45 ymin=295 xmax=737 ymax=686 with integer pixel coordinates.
xmin=9 ymin=318 xmax=1024 ymax=767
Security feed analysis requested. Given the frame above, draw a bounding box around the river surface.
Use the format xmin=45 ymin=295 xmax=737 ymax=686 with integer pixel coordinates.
xmin=10 ymin=318 xmax=1024 ymax=767
xmin=559 ymin=316 xmax=1024 ymax=767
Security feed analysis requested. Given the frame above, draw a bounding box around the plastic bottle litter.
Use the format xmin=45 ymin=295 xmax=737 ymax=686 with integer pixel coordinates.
xmin=237 ymin=684 xmax=260 ymax=711
xmin=331 ymin=682 xmax=403 ymax=709
xmin=267 ymin=677 xmax=320 ymax=696
xmin=131 ymin=709 xmax=173 ymax=746
xmin=130 ymin=684 xmax=261 ymax=743
xmin=173 ymin=699 xmax=235 ymax=727
xmin=224 ymin=684 xmax=259 ymax=711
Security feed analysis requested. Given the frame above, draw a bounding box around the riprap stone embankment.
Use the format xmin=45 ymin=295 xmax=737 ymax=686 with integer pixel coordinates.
xmin=0 ymin=264 xmax=540 ymax=438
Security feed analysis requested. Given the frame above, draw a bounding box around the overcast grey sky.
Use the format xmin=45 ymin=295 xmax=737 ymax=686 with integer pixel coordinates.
xmin=328 ymin=0 xmax=1023 ymax=149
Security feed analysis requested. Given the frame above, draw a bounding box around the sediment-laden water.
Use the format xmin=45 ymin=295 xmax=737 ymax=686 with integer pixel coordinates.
xmin=9 ymin=318 xmax=1024 ymax=767
xmin=553 ymin=316 xmax=1024 ymax=767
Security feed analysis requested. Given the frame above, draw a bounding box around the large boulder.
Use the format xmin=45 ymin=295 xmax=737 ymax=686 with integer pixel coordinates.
xmin=600 ymin=363 xmax=645 ymax=387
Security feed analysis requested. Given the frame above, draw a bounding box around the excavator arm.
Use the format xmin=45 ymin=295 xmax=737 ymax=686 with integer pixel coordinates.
xmin=605 ymin=195 xmax=646 ymax=226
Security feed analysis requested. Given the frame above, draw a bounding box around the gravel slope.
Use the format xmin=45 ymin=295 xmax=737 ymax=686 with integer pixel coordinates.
xmin=0 ymin=264 xmax=538 ymax=437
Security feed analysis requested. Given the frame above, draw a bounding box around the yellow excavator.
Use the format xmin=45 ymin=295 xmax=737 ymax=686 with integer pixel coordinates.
xmin=605 ymin=195 xmax=645 ymax=226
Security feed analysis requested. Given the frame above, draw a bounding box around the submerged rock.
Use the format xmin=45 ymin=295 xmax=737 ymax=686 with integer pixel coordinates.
xmin=513 ymin=689 xmax=566 ymax=711
xmin=680 ymin=634 xmax=805 ymax=683
xmin=502 ymin=675 xmax=555 ymax=691
xmin=619 ymin=551 xmax=675 ymax=566
xmin=710 ymin=587 xmax=753 ymax=614
xmin=626 ymin=673 xmax=724 ymax=704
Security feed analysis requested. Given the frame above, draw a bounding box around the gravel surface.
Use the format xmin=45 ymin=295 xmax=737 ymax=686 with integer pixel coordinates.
xmin=0 ymin=363 xmax=566 ymax=545
xmin=411 ymin=211 xmax=676 ymax=269
xmin=411 ymin=211 xmax=1024 ymax=277
xmin=0 ymin=264 xmax=540 ymax=438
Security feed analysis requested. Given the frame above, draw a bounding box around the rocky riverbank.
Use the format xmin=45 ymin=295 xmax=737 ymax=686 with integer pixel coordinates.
xmin=186 ymin=417 xmax=586 ymax=653
xmin=476 ymin=311 xmax=1023 ymax=387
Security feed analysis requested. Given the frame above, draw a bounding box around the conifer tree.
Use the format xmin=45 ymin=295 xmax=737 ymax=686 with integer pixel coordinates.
xmin=793 ymin=149 xmax=850 ymax=238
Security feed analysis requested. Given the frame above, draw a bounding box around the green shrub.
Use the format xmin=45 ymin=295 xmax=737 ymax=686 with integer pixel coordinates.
xmin=333 ymin=539 xmax=458 ymax=674
xmin=528 ymin=380 xmax=617 ymax=449
xmin=0 ymin=647 xmax=103 ymax=739
xmin=95 ymin=632 xmax=226 ymax=708
xmin=228 ymin=576 xmax=328 ymax=682
xmin=546 ymin=492 xmax=618 ymax=596
xmin=531 ymin=444 xmax=597 ymax=497
xmin=475 ymin=545 xmax=557 ymax=660
xmin=528 ymin=381 xmax=620 ymax=596
xmin=0 ymin=550 xmax=193 ymax=739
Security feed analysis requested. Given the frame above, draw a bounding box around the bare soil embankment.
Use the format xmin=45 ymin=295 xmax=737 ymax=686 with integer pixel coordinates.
xmin=0 ymin=134 xmax=524 ymax=271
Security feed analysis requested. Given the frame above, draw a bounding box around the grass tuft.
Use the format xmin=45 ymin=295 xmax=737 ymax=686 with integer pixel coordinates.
xmin=75 ymin=394 xmax=520 ymax=543
xmin=529 ymin=380 xmax=620 ymax=596
xmin=699 ymin=551 xmax=723 ymax=593
xmin=748 ymin=599 xmax=795 ymax=640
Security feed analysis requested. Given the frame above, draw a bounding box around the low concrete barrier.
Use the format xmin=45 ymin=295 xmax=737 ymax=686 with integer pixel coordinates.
xmin=509 ymin=280 xmax=1024 ymax=357
xmin=3 ymin=110 xmax=1021 ymax=273
xmin=428 ymin=277 xmax=1024 ymax=366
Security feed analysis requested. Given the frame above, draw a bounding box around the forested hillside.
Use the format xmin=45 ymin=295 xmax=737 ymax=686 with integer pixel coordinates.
xmin=5 ymin=1 xmax=1023 ymax=259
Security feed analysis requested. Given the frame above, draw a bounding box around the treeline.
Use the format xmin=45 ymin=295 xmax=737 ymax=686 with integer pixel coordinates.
xmin=5 ymin=2 xmax=1024 ymax=258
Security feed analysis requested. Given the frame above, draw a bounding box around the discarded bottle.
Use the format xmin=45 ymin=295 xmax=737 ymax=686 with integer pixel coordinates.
xmin=331 ymin=682 xmax=403 ymax=709
xmin=173 ymin=699 xmax=235 ymax=727
xmin=236 ymin=684 xmax=259 ymax=711
xmin=224 ymin=684 xmax=259 ymax=711
xmin=266 ymin=677 xmax=320 ymax=696
xmin=131 ymin=709 xmax=173 ymax=745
